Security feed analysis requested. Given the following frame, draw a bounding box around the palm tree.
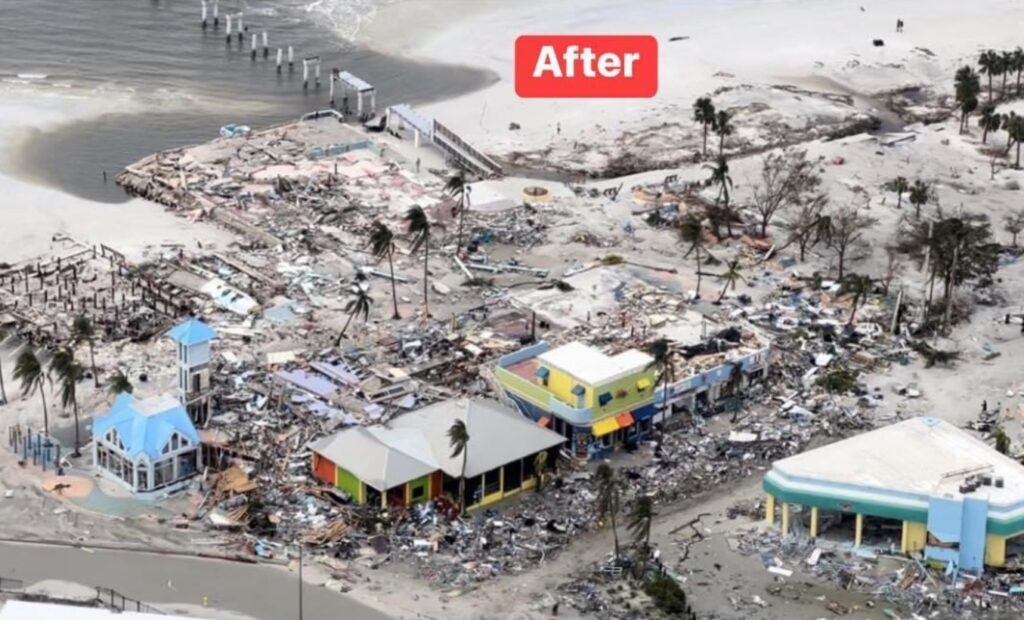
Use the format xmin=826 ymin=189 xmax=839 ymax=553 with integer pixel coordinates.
xmin=1008 ymin=113 xmax=1024 ymax=168
xmin=337 ymin=284 xmax=372 ymax=345
xmin=678 ymin=213 xmax=708 ymax=299
xmin=14 ymin=348 xmax=50 ymax=437
xmin=1001 ymin=51 xmax=1014 ymax=98
xmin=444 ymin=172 xmax=470 ymax=256
xmin=715 ymin=259 xmax=745 ymax=303
xmin=0 ymin=327 xmax=8 ymax=406
xmin=49 ymin=348 xmax=84 ymax=456
xmin=627 ymin=496 xmax=655 ymax=572
xmin=908 ymin=180 xmax=929 ymax=219
xmin=595 ymin=463 xmax=621 ymax=561
xmin=892 ymin=176 xmax=908 ymax=209
xmin=1013 ymin=47 xmax=1024 ymax=96
xmin=108 ymin=369 xmax=134 ymax=397
xmin=705 ymin=155 xmax=735 ymax=236
xmin=447 ymin=419 xmax=470 ymax=512
xmin=843 ymin=273 xmax=874 ymax=326
xmin=404 ymin=205 xmax=432 ymax=318
xmin=979 ymin=50 xmax=1000 ymax=103
xmin=960 ymin=95 xmax=979 ymax=135
xmin=713 ymin=109 xmax=734 ymax=156
xmin=71 ymin=314 xmax=99 ymax=387
xmin=1003 ymin=112 xmax=1019 ymax=152
xmin=979 ymin=105 xmax=1001 ymax=144
xmin=645 ymin=338 xmax=673 ymax=436
xmin=994 ymin=426 xmax=1011 ymax=455
xmin=692 ymin=97 xmax=716 ymax=157
xmin=955 ymin=66 xmax=981 ymax=132
xmin=368 ymin=221 xmax=401 ymax=320
xmin=533 ymin=450 xmax=549 ymax=492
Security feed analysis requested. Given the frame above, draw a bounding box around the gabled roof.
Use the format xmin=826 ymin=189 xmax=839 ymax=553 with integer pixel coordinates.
xmin=310 ymin=426 xmax=436 ymax=490
xmin=387 ymin=398 xmax=565 ymax=479
xmin=166 ymin=318 xmax=217 ymax=346
xmin=311 ymin=399 xmax=565 ymax=488
xmin=92 ymin=393 xmax=199 ymax=461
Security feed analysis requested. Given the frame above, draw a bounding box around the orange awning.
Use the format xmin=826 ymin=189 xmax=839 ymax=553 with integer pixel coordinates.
xmin=537 ymin=416 xmax=552 ymax=428
xmin=616 ymin=412 xmax=635 ymax=427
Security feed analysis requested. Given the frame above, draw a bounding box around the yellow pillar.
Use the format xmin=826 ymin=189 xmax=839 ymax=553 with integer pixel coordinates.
xmin=985 ymin=534 xmax=1007 ymax=567
xmin=765 ymin=494 xmax=776 ymax=525
xmin=854 ymin=513 xmax=864 ymax=547
xmin=905 ymin=521 xmax=926 ymax=553
xmin=810 ymin=507 xmax=819 ymax=538
xmin=781 ymin=503 xmax=790 ymax=536
xmin=901 ymin=521 xmax=908 ymax=554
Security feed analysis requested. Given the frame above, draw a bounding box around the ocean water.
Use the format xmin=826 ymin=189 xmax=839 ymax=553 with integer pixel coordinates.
xmin=0 ymin=0 xmax=494 ymax=202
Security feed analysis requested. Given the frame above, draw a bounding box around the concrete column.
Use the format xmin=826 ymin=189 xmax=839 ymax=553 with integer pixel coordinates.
xmin=357 ymin=91 xmax=364 ymax=115
xmin=854 ymin=513 xmax=864 ymax=547
xmin=810 ymin=506 xmax=819 ymax=538
xmin=370 ymin=90 xmax=376 ymax=113
xmin=414 ymin=129 xmax=421 ymax=148
xmin=901 ymin=521 xmax=909 ymax=553
xmin=765 ymin=494 xmax=775 ymax=525
xmin=985 ymin=533 xmax=1007 ymax=567
xmin=781 ymin=503 xmax=790 ymax=536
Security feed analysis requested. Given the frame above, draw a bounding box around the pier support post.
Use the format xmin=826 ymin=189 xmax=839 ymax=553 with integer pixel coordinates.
xmin=225 ymin=15 xmax=232 ymax=44
xmin=329 ymin=76 xmax=335 ymax=106
xmin=781 ymin=503 xmax=790 ymax=536
xmin=213 ymin=1 xmax=219 ymax=28
xmin=288 ymin=46 xmax=294 ymax=71
xmin=276 ymin=48 xmax=283 ymax=73
xmin=302 ymin=60 xmax=309 ymax=89
xmin=370 ymin=90 xmax=376 ymax=114
xmin=262 ymin=31 xmax=269 ymax=58
xmin=810 ymin=507 xmax=819 ymax=538
xmin=414 ymin=129 xmax=421 ymax=148
xmin=251 ymin=34 xmax=257 ymax=60
xmin=201 ymin=1 xmax=208 ymax=29
xmin=854 ymin=513 xmax=864 ymax=547
xmin=237 ymin=16 xmax=244 ymax=43
xmin=765 ymin=494 xmax=775 ymax=525
xmin=357 ymin=91 xmax=364 ymax=116
xmin=314 ymin=62 xmax=320 ymax=87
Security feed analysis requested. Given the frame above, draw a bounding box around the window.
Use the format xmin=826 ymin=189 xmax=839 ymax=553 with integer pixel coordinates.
xmin=598 ymin=392 xmax=613 ymax=407
xmin=535 ymin=367 xmax=550 ymax=387
xmin=171 ymin=434 xmax=179 ymax=451
xmin=411 ymin=484 xmax=426 ymax=500
xmin=616 ymin=389 xmax=628 ymax=399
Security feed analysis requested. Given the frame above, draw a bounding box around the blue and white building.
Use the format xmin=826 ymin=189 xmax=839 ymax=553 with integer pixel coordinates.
xmin=166 ymin=318 xmax=217 ymax=424
xmin=92 ymin=393 xmax=202 ymax=493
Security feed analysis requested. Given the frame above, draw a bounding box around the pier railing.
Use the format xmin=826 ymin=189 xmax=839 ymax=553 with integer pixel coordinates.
xmin=95 ymin=586 xmax=165 ymax=614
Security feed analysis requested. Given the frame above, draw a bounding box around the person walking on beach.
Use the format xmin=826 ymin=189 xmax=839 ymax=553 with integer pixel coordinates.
xmin=896 ymin=18 xmax=904 ymax=33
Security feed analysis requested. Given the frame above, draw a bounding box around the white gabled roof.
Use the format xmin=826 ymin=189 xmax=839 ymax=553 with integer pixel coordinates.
xmin=538 ymin=342 xmax=652 ymax=386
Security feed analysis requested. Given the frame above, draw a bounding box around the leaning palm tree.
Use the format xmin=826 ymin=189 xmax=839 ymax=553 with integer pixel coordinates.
xmin=0 ymin=327 xmax=8 ymax=405
xmin=595 ymin=463 xmax=621 ymax=561
xmin=1013 ymin=47 xmax=1024 ymax=96
xmin=71 ymin=314 xmax=99 ymax=387
xmin=979 ymin=50 xmax=1000 ymax=103
xmin=843 ymin=273 xmax=874 ymax=326
xmin=107 ymin=369 xmax=134 ymax=397
xmin=715 ymin=259 xmax=746 ymax=303
xmin=368 ymin=221 xmax=401 ymax=320
xmin=404 ymin=205 xmax=432 ymax=318
xmin=678 ymin=213 xmax=709 ymax=299
xmin=713 ymin=109 xmax=734 ymax=156
xmin=1008 ymin=113 xmax=1024 ymax=168
xmin=908 ymin=180 xmax=930 ymax=219
xmin=954 ymin=65 xmax=981 ymax=132
xmin=444 ymin=172 xmax=470 ymax=256
xmin=891 ymin=176 xmax=908 ymax=209
xmin=692 ymin=97 xmax=716 ymax=157
xmin=979 ymin=105 xmax=1001 ymax=144
xmin=49 ymin=348 xmax=84 ymax=456
xmin=705 ymin=156 xmax=736 ymax=236
xmin=447 ymin=418 xmax=470 ymax=512
xmin=1000 ymin=51 xmax=1014 ymax=98
xmin=645 ymin=338 xmax=673 ymax=436
xmin=14 ymin=348 xmax=50 ymax=437
xmin=627 ymin=496 xmax=656 ymax=574
xmin=337 ymin=285 xmax=372 ymax=344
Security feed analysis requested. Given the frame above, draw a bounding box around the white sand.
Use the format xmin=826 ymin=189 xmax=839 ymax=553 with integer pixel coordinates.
xmin=364 ymin=0 xmax=1024 ymax=161
xmin=0 ymin=89 xmax=232 ymax=266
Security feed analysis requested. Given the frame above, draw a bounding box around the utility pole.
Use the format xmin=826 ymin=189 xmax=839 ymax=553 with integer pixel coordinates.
xmin=298 ymin=544 xmax=304 ymax=620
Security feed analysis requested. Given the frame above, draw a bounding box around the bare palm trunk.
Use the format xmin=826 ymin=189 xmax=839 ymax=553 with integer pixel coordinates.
xmin=40 ymin=388 xmax=49 ymax=437
xmin=337 ymin=312 xmax=355 ymax=345
xmin=942 ymin=245 xmax=960 ymax=334
xmin=988 ymin=74 xmax=994 ymax=103
xmin=459 ymin=449 xmax=467 ymax=513
xmin=695 ymin=251 xmax=702 ymax=299
xmin=718 ymin=132 xmax=725 ymax=156
xmin=0 ymin=359 xmax=6 ymax=405
xmin=387 ymin=250 xmax=400 ymax=320
xmin=717 ymin=281 xmax=729 ymax=303
xmin=455 ymin=196 xmax=467 ymax=256
xmin=72 ymin=396 xmax=81 ymax=457
xmin=701 ymin=123 xmax=708 ymax=157
xmin=1017 ymin=141 xmax=1022 ymax=168
xmin=610 ymin=508 xmax=620 ymax=560
xmin=423 ymin=236 xmax=430 ymax=318
xmin=89 ymin=341 xmax=98 ymax=387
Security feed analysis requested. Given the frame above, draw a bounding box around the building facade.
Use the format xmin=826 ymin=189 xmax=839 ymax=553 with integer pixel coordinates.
xmin=166 ymin=318 xmax=216 ymax=424
xmin=764 ymin=417 xmax=1024 ymax=571
xmin=310 ymin=399 xmax=564 ymax=511
xmin=92 ymin=393 xmax=202 ymax=494
xmin=495 ymin=341 xmax=657 ymax=459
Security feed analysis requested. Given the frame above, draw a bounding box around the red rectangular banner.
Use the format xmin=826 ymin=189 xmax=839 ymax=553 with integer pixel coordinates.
xmin=515 ymin=35 xmax=659 ymax=98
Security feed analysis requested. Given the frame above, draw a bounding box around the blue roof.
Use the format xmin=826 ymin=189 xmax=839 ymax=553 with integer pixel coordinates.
xmin=166 ymin=319 xmax=217 ymax=346
xmin=92 ymin=393 xmax=199 ymax=461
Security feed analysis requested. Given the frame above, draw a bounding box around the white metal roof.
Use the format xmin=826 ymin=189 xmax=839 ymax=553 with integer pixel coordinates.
xmin=772 ymin=417 xmax=1024 ymax=505
xmin=538 ymin=342 xmax=652 ymax=386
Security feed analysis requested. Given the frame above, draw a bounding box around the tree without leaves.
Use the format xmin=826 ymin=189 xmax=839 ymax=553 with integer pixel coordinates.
xmin=447 ymin=419 xmax=470 ymax=513
xmin=71 ymin=314 xmax=99 ymax=387
xmin=14 ymin=348 xmax=50 ymax=437
xmin=595 ymin=463 xmax=622 ymax=561
xmin=780 ymin=194 xmax=828 ymax=261
xmin=692 ymin=97 xmax=716 ymax=157
xmin=404 ymin=205 xmax=432 ymax=318
xmin=881 ymin=244 xmax=903 ymax=296
xmin=751 ymin=149 xmax=824 ymax=237
xmin=713 ymin=109 xmax=734 ymax=156
xmin=368 ymin=221 xmax=401 ymax=320
xmin=825 ymin=206 xmax=877 ymax=280
xmin=1004 ymin=209 xmax=1024 ymax=247
xmin=49 ymin=348 xmax=84 ymax=456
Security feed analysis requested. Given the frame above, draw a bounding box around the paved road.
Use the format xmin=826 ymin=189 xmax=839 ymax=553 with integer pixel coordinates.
xmin=0 ymin=542 xmax=390 ymax=620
